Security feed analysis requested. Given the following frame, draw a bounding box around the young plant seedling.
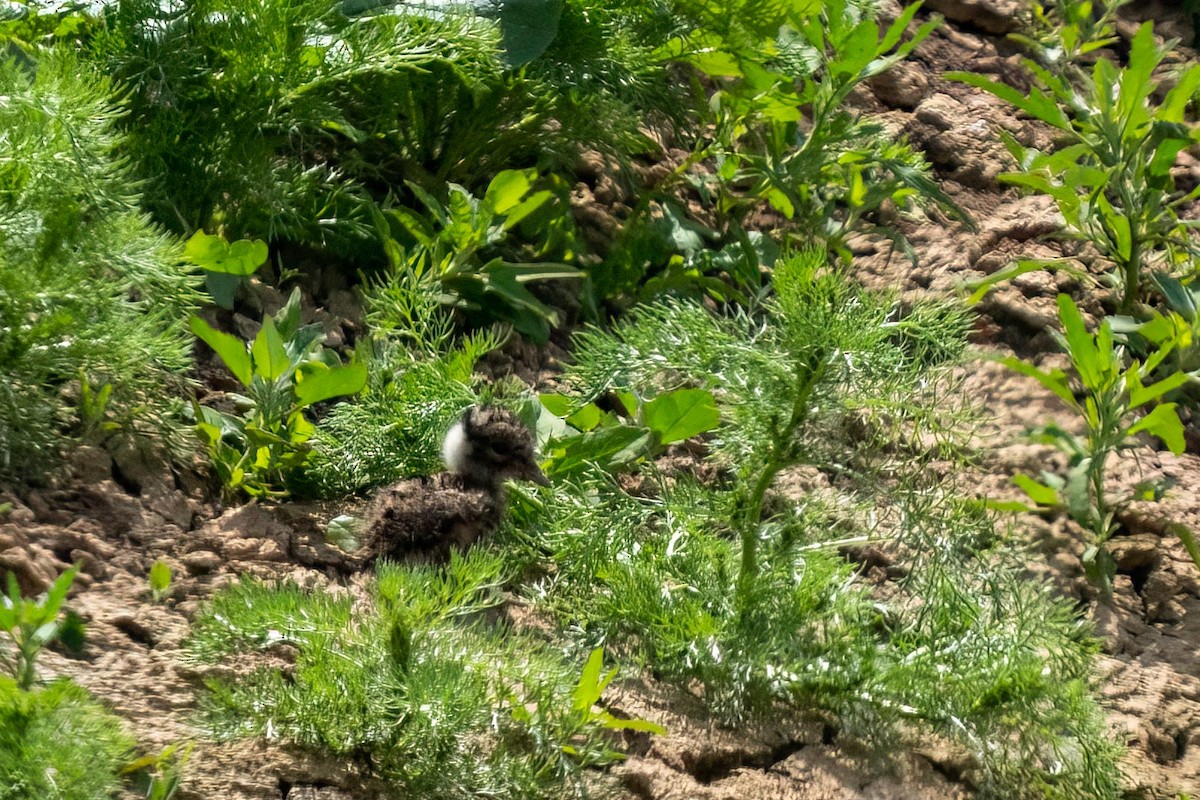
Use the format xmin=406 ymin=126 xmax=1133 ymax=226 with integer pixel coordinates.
xmin=1005 ymin=294 xmax=1188 ymax=594
xmin=951 ymin=23 xmax=1200 ymax=313
xmin=0 ymin=564 xmax=85 ymax=689
xmin=190 ymin=288 xmax=367 ymax=497
xmin=148 ymin=561 xmax=172 ymax=604
xmin=375 ymin=169 xmax=582 ymax=342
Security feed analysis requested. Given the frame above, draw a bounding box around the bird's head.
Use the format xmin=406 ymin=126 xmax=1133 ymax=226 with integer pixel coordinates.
xmin=442 ymin=406 xmax=550 ymax=488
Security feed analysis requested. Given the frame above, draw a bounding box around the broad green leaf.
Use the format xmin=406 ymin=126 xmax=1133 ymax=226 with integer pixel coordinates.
xmin=877 ymin=0 xmax=923 ymax=53
xmin=190 ymin=317 xmax=252 ymax=386
xmin=1125 ymin=403 xmax=1186 ymax=454
xmin=502 ymin=190 xmax=554 ymax=230
xmin=1153 ymin=274 xmax=1199 ymax=321
xmin=294 ymin=363 xmax=368 ymax=407
xmin=1127 ymin=370 xmax=1187 ymax=409
xmin=183 ymin=232 xmax=267 ymax=276
xmin=643 ymin=389 xmax=720 ymax=445
xmin=945 ymin=72 xmax=1072 ymax=131
xmin=275 ymin=288 xmax=305 ymax=343
xmin=326 ymin=515 xmax=361 ymax=552
xmin=492 ymin=0 xmax=563 ymax=66
xmin=546 ymin=426 xmax=655 ymax=476
xmin=204 ymin=272 xmax=242 ymax=311
xmin=828 ymin=18 xmax=878 ymax=79
xmin=252 ymin=317 xmax=291 ymax=381
xmin=539 ymin=393 xmax=574 ymax=417
xmin=1013 ymin=473 xmax=1060 ymax=506
xmin=1057 ymin=294 xmax=1105 ymax=391
xmin=41 ymin=564 xmax=80 ymax=622
xmin=1161 ymin=64 xmax=1200 ymax=123
xmin=597 ymin=711 xmax=668 ymax=735
xmin=1118 ymin=23 xmax=1159 ymax=121
xmin=566 ymin=404 xmax=603 ymax=432
xmin=484 ymin=169 xmax=534 ymax=214
xmin=148 ymin=561 xmax=172 ymax=596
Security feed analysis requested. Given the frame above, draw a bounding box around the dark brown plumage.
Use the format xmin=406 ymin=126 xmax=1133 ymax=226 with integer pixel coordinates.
xmin=359 ymin=406 xmax=548 ymax=565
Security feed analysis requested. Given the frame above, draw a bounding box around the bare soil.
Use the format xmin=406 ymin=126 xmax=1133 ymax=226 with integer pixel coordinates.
xmin=2 ymin=1 xmax=1199 ymax=798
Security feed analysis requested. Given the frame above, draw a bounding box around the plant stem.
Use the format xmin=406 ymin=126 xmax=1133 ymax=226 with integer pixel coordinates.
xmin=736 ymin=352 xmax=827 ymax=615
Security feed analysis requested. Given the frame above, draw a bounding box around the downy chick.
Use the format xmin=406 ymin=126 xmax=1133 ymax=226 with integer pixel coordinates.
xmin=359 ymin=406 xmax=549 ymax=565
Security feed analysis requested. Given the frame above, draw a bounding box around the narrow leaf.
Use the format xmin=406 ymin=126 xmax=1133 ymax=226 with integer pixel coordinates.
xmin=252 ymin=317 xmax=291 ymax=381
xmin=190 ymin=317 xmax=252 ymax=386
xmin=1013 ymin=474 xmax=1060 ymax=506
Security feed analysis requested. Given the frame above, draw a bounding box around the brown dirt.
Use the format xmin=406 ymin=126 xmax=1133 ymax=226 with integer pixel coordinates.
xmin=4 ymin=1 xmax=1200 ymax=798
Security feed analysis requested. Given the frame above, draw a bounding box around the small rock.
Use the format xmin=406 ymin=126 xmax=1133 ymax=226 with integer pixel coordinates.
xmin=69 ymin=445 xmax=113 ymax=484
xmin=869 ymin=61 xmax=929 ymax=109
xmin=180 ymin=550 xmax=222 ymax=575
xmin=924 ymin=0 xmax=1025 ymax=34
xmin=232 ymin=313 xmax=260 ymax=342
xmin=1147 ymin=727 xmax=1178 ymax=763
xmin=0 ymin=547 xmax=54 ymax=595
xmin=1110 ymin=535 xmax=1160 ymax=573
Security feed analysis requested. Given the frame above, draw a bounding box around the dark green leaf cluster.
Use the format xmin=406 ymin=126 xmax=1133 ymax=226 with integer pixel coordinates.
xmin=0 ymin=53 xmax=199 ymax=483
xmin=187 ymin=554 xmax=639 ymax=798
xmin=79 ymin=0 xmax=682 ymax=258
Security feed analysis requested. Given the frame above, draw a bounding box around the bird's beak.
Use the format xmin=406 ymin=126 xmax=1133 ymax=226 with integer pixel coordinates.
xmin=526 ymin=462 xmax=551 ymax=487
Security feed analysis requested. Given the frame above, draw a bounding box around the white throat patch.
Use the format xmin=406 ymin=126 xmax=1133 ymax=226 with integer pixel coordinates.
xmin=441 ymin=420 xmax=470 ymax=474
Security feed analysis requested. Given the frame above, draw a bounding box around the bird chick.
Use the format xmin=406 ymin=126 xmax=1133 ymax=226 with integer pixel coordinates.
xmin=359 ymin=406 xmax=549 ymax=565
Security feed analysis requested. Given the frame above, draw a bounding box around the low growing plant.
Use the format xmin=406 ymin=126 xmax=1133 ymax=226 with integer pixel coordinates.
xmin=297 ymin=256 xmax=500 ymax=497
xmin=533 ymin=387 xmax=720 ymax=479
xmin=506 ymin=253 xmax=1121 ymax=795
xmin=663 ymin=0 xmax=971 ymax=263
xmin=1004 ymin=294 xmax=1192 ymax=593
xmin=190 ymin=289 xmax=367 ymax=498
xmin=187 ymin=554 xmax=663 ymax=798
xmin=0 ymin=52 xmax=198 ymax=483
xmin=0 ymin=566 xmax=85 ymax=691
xmin=374 ymin=169 xmax=583 ymax=342
xmin=0 ymin=677 xmax=136 ymax=800
xmin=184 ymin=232 xmax=269 ymax=311
xmin=952 ymin=22 xmax=1200 ymax=313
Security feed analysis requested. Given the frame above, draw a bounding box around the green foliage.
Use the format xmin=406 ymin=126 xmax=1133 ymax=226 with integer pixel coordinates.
xmin=1004 ymin=295 xmax=1190 ymax=593
xmin=184 ymin=232 xmax=269 ymax=310
xmin=191 ymin=289 xmax=367 ymax=498
xmin=1009 ymin=0 xmax=1131 ymax=75
xmin=0 ymin=53 xmax=199 ymax=483
xmin=0 ymin=677 xmax=136 ymax=800
xmin=298 ymin=262 xmax=500 ymax=497
xmin=534 ymin=387 xmax=720 ymax=478
xmin=0 ymin=566 xmax=84 ymax=691
xmin=187 ymin=554 xmax=661 ymax=797
xmin=80 ymin=0 xmax=675 ymax=256
xmin=375 ymin=169 xmax=582 ymax=342
xmin=950 ymin=22 xmax=1200 ymax=313
xmin=507 ymin=259 xmax=1120 ymax=795
xmin=663 ymin=0 xmax=970 ymax=263
xmin=148 ymin=561 xmax=173 ymax=604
